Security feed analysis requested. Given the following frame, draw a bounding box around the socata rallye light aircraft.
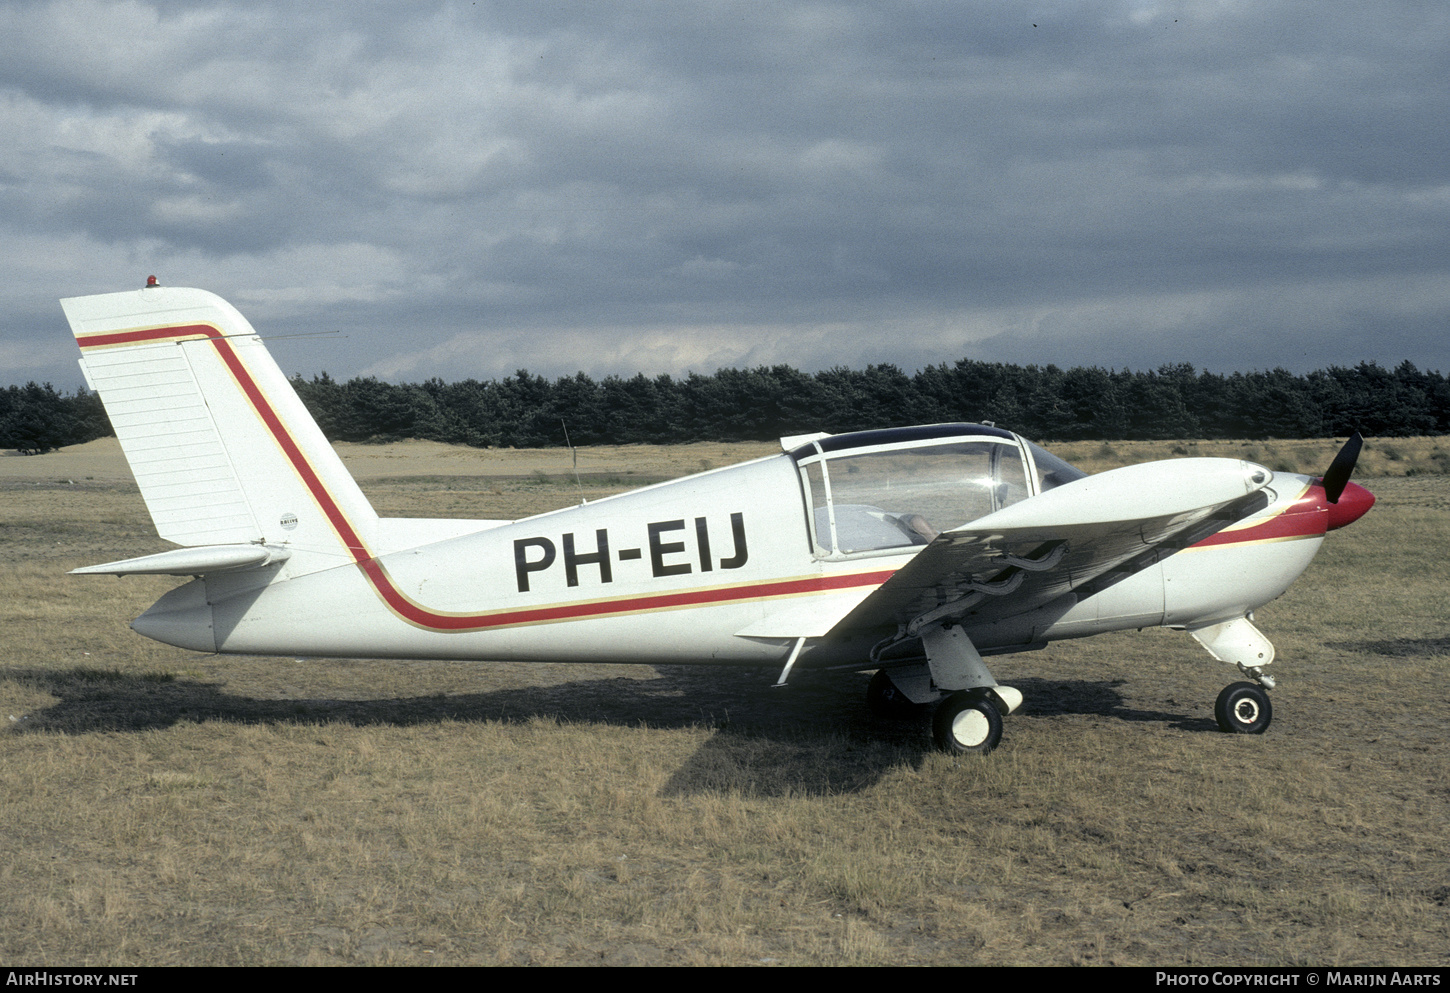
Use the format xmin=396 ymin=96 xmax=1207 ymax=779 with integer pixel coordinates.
xmin=63 ymin=285 xmax=1375 ymax=754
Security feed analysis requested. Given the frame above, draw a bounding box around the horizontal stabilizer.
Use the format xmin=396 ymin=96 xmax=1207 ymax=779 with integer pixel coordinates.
xmin=71 ymin=544 xmax=292 ymax=577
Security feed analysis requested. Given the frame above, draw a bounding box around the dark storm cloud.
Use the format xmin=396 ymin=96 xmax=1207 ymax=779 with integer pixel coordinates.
xmin=3 ymin=1 xmax=1448 ymax=390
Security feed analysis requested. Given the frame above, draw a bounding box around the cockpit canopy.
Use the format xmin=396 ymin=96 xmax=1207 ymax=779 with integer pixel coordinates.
xmin=787 ymin=424 xmax=1086 ymax=558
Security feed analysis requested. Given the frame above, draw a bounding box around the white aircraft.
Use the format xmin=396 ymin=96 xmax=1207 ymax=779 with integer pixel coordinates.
xmin=62 ymin=285 xmax=1375 ymax=754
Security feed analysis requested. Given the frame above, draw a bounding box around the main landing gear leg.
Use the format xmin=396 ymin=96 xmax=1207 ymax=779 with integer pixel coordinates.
xmin=1190 ymin=616 xmax=1277 ymax=735
xmin=920 ymin=625 xmax=1022 ymax=755
xmin=866 ymin=668 xmax=928 ymax=719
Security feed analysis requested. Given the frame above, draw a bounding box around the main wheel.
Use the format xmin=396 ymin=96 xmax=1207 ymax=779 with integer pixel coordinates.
xmin=867 ymin=669 xmax=924 ymax=719
xmin=932 ymin=691 xmax=1004 ymax=755
xmin=1214 ymin=681 xmax=1273 ymax=734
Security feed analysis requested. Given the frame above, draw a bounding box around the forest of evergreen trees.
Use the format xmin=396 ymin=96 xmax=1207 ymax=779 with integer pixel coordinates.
xmin=4 ymin=359 xmax=1449 ymax=454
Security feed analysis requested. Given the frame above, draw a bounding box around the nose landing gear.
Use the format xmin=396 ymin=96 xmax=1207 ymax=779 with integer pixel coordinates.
xmin=1190 ymin=616 xmax=1279 ymax=734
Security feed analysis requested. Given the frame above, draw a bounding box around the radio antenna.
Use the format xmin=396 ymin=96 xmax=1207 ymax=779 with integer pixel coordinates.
xmin=561 ymin=419 xmax=584 ymax=504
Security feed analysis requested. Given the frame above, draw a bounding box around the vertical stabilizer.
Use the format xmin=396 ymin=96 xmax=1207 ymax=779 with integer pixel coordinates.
xmin=62 ymin=287 xmax=378 ymax=569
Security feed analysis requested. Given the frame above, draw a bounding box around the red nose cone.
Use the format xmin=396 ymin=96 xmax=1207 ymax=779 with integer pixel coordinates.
xmin=1326 ymin=480 xmax=1375 ymax=531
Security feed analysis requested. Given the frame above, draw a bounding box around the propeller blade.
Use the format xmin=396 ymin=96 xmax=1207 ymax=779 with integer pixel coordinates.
xmin=1321 ymin=432 xmax=1363 ymax=504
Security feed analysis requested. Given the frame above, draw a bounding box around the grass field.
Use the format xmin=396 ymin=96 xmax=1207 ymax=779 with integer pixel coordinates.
xmin=1 ymin=437 xmax=1447 ymax=966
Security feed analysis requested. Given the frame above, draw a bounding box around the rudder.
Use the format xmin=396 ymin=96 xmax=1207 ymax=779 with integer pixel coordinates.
xmin=64 ymin=286 xmax=378 ymax=570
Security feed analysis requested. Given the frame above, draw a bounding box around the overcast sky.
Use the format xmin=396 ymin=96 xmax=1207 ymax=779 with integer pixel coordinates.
xmin=4 ymin=0 xmax=1448 ymax=391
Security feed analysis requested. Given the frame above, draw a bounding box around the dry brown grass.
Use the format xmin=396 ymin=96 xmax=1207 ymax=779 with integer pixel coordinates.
xmin=1 ymin=438 xmax=1447 ymax=966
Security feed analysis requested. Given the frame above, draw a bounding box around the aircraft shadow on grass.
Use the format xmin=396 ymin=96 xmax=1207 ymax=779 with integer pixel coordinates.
xmin=5 ymin=664 xmax=1216 ymax=796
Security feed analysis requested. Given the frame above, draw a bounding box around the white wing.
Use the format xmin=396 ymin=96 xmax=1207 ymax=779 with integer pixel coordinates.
xmin=825 ymin=458 xmax=1274 ymax=637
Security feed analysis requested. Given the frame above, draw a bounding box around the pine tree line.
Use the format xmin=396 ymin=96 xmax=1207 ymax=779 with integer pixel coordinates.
xmin=5 ymin=359 xmax=1448 ymax=454
xmin=288 ymin=359 xmax=1450 ymax=447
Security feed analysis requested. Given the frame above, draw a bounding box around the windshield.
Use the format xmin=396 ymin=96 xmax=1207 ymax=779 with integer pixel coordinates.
xmin=1025 ymin=440 xmax=1089 ymax=492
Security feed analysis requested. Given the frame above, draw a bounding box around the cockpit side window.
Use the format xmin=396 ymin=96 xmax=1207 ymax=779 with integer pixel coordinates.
xmin=797 ymin=440 xmax=1031 ymax=557
xmin=799 ymin=459 xmax=830 ymax=555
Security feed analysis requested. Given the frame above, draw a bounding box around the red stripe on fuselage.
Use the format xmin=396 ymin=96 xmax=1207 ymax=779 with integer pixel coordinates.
xmin=360 ymin=560 xmax=898 ymax=632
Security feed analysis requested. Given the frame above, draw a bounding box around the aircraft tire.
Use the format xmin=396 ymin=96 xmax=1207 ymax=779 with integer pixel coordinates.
xmin=867 ymin=669 xmax=925 ymax=719
xmin=932 ymin=691 xmax=1003 ymax=755
xmin=1214 ymin=681 xmax=1273 ymax=734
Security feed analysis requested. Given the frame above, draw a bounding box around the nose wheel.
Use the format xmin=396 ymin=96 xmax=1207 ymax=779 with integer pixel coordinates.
xmin=1214 ymin=681 xmax=1273 ymax=734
